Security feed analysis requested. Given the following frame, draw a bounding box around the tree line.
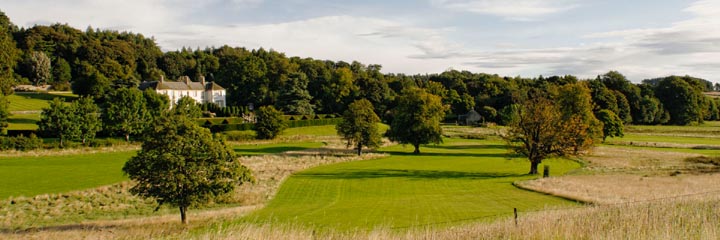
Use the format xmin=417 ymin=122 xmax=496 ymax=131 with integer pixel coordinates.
xmin=1 ymin=10 xmax=719 ymax=128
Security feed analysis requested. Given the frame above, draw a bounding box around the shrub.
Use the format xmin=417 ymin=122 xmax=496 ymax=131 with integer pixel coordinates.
xmin=255 ymin=106 xmax=287 ymax=139
xmin=222 ymin=130 xmax=256 ymax=141
xmin=12 ymin=134 xmax=43 ymax=151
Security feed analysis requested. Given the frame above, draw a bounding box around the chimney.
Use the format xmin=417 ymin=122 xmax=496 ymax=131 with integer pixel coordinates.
xmin=160 ymin=75 xmax=164 ymax=83
xmin=200 ymin=76 xmax=206 ymax=86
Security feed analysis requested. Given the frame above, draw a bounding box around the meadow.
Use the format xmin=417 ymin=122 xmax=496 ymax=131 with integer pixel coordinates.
xmin=1 ymin=122 xmax=719 ymax=239
xmin=6 ymin=92 xmax=77 ymax=112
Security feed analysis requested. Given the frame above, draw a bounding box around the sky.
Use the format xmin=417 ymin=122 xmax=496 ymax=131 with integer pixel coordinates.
xmin=3 ymin=0 xmax=720 ymax=83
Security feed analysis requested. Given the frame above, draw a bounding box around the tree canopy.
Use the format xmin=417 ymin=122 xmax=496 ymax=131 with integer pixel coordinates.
xmin=386 ymin=88 xmax=445 ymax=154
xmin=336 ymin=99 xmax=382 ymax=155
xmin=123 ymin=114 xmax=254 ymax=224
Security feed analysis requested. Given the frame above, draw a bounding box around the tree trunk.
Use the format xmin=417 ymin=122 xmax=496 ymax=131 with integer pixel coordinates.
xmin=59 ymin=136 xmax=64 ymax=148
xmin=125 ymin=134 xmax=130 ymax=142
xmin=413 ymin=144 xmax=420 ymax=154
xmin=180 ymin=206 xmax=188 ymax=224
xmin=357 ymin=143 xmax=362 ymax=156
xmin=529 ymin=160 xmax=540 ymax=175
xmin=82 ymin=137 xmax=86 ymax=145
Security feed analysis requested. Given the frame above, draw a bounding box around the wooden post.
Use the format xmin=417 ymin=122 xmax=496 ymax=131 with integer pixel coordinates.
xmin=514 ymin=208 xmax=518 ymax=226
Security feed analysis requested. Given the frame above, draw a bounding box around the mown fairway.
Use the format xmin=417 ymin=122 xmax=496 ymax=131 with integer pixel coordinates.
xmin=246 ymin=138 xmax=582 ymax=230
xmin=7 ymin=92 xmax=77 ymax=112
xmin=0 ymin=151 xmax=135 ymax=199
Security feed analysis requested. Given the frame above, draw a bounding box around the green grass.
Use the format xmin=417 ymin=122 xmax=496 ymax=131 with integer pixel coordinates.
xmin=7 ymin=113 xmax=40 ymax=130
xmin=281 ymin=123 xmax=389 ymax=137
xmin=7 ymin=92 xmax=77 ymax=112
xmin=244 ymin=138 xmax=582 ymax=230
xmin=606 ymin=134 xmax=720 ymax=146
xmin=234 ymin=142 xmax=325 ymax=155
xmin=0 ymin=151 xmax=135 ymax=199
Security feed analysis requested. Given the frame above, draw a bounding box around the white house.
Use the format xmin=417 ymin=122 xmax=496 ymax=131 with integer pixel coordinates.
xmin=139 ymin=76 xmax=227 ymax=107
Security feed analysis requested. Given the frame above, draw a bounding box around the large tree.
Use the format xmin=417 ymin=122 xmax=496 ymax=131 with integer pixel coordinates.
xmin=505 ymin=96 xmax=596 ymax=174
xmin=172 ymin=96 xmax=202 ymax=118
xmin=386 ymin=88 xmax=445 ymax=154
xmin=38 ymin=98 xmax=78 ymax=147
xmin=72 ymin=97 xmax=102 ymax=144
xmin=596 ymin=109 xmax=624 ymax=143
xmin=103 ymin=88 xmax=148 ymax=141
xmin=0 ymin=10 xmax=19 ymax=95
xmin=123 ymin=114 xmax=254 ymax=224
xmin=254 ymin=105 xmax=286 ymax=139
xmin=336 ymin=99 xmax=382 ymax=155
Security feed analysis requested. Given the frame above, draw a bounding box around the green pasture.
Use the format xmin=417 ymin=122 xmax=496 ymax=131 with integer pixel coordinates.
xmin=0 ymin=151 xmax=135 ymax=199
xmin=281 ymin=123 xmax=389 ymax=137
xmin=606 ymin=134 xmax=720 ymax=146
xmin=7 ymin=92 xmax=77 ymax=112
xmin=245 ymin=138 xmax=582 ymax=230
xmin=7 ymin=113 xmax=40 ymax=130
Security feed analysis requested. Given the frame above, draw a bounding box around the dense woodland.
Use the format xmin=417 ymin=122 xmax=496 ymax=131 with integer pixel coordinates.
xmin=1 ymin=10 xmax=719 ymax=127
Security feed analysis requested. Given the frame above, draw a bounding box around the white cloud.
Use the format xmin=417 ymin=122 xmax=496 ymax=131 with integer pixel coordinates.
xmin=430 ymin=0 xmax=579 ymax=21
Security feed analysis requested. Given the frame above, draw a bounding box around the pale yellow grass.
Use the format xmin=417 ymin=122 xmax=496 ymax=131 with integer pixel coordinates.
xmin=0 ymin=144 xmax=139 ymax=158
xmin=517 ymin=145 xmax=720 ymax=205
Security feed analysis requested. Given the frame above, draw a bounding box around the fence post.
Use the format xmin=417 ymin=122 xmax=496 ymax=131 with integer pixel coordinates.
xmin=514 ymin=208 xmax=518 ymax=226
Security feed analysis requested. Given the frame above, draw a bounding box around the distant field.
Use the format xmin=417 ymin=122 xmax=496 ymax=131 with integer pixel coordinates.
xmin=7 ymin=113 xmax=40 ymax=130
xmin=7 ymin=92 xmax=77 ymax=112
xmin=245 ymin=138 xmax=582 ymax=230
xmin=0 ymin=151 xmax=135 ymax=199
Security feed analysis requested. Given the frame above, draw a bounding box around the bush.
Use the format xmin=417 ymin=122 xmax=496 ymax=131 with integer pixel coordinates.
xmin=222 ymin=130 xmax=256 ymax=141
xmin=10 ymin=134 xmax=43 ymax=151
xmin=88 ymin=138 xmax=127 ymax=148
xmin=255 ymin=106 xmax=287 ymax=139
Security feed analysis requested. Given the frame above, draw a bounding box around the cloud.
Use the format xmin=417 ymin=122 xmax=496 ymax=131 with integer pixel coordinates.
xmin=430 ymin=0 xmax=579 ymax=21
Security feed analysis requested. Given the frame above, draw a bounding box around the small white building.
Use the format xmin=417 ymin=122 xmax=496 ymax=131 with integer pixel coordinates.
xmin=139 ymin=76 xmax=226 ymax=107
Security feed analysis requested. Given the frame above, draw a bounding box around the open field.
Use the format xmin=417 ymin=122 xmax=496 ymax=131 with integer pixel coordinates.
xmin=2 ymin=123 xmax=720 ymax=239
xmin=244 ymin=138 xmax=581 ymax=230
xmin=0 ymin=151 xmax=135 ymax=199
xmin=6 ymin=113 xmax=40 ymax=131
xmin=7 ymin=92 xmax=77 ymax=112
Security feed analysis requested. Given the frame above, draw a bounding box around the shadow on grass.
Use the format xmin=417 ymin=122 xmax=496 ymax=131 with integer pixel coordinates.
xmin=14 ymin=92 xmax=76 ymax=102
xmin=8 ymin=117 xmax=38 ymax=124
xmin=234 ymin=146 xmax=314 ymax=155
xmin=296 ymin=168 xmax=526 ymax=180
xmin=425 ymin=144 xmax=508 ymax=150
xmin=379 ymin=150 xmax=515 ymax=158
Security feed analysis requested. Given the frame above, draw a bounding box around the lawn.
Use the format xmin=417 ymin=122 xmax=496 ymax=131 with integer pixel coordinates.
xmin=7 ymin=113 xmax=40 ymax=130
xmin=7 ymin=92 xmax=77 ymax=112
xmin=245 ymin=138 xmax=582 ymax=230
xmin=0 ymin=151 xmax=135 ymax=199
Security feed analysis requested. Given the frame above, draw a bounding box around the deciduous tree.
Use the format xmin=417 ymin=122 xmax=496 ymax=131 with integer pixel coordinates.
xmin=336 ymin=99 xmax=382 ymax=155
xmin=123 ymin=114 xmax=254 ymax=224
xmin=172 ymin=96 xmax=202 ymax=118
xmin=72 ymin=97 xmax=101 ymax=144
xmin=386 ymin=88 xmax=445 ymax=154
xmin=28 ymin=51 xmax=51 ymax=86
xmin=596 ymin=109 xmax=624 ymax=142
xmin=103 ymin=88 xmax=148 ymax=141
xmin=38 ymin=98 xmax=78 ymax=147
xmin=255 ymin=105 xmax=286 ymax=139
xmin=504 ymin=96 xmax=596 ymax=174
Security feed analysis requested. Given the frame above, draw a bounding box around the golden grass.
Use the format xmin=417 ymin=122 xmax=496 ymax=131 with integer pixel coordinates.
xmin=0 ymin=144 xmax=139 ymax=158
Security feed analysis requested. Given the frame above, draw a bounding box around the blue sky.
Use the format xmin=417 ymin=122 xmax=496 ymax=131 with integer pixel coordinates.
xmin=3 ymin=0 xmax=719 ymax=83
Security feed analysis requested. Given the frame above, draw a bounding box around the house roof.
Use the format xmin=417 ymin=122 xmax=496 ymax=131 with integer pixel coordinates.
xmin=139 ymin=78 xmax=225 ymax=91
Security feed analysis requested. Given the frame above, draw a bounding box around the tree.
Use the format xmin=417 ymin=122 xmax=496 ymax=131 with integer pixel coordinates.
xmin=255 ymin=105 xmax=286 ymax=139
xmin=596 ymin=109 xmax=624 ymax=142
xmin=28 ymin=51 xmax=51 ymax=86
xmin=38 ymin=98 xmax=78 ymax=147
xmin=103 ymin=88 xmax=148 ymax=141
xmin=276 ymin=72 xmax=314 ymax=115
xmin=336 ymin=99 xmax=382 ymax=155
xmin=143 ymin=89 xmax=170 ymax=122
xmin=123 ymin=114 xmax=254 ymax=224
xmin=172 ymin=96 xmax=202 ymax=118
xmin=386 ymin=88 xmax=445 ymax=154
xmin=0 ymin=94 xmax=8 ymax=133
xmin=504 ymin=96 xmax=596 ymax=174
xmin=0 ymin=10 xmax=20 ymax=95
xmin=51 ymin=58 xmax=71 ymax=90
xmin=654 ymin=76 xmax=704 ymax=125
xmin=72 ymin=97 xmax=102 ymax=145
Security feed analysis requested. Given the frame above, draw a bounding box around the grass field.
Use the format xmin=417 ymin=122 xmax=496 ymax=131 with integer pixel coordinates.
xmin=243 ymin=138 xmax=582 ymax=230
xmin=0 ymin=151 xmax=135 ymax=199
xmin=7 ymin=113 xmax=40 ymax=130
xmin=7 ymin=92 xmax=77 ymax=112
